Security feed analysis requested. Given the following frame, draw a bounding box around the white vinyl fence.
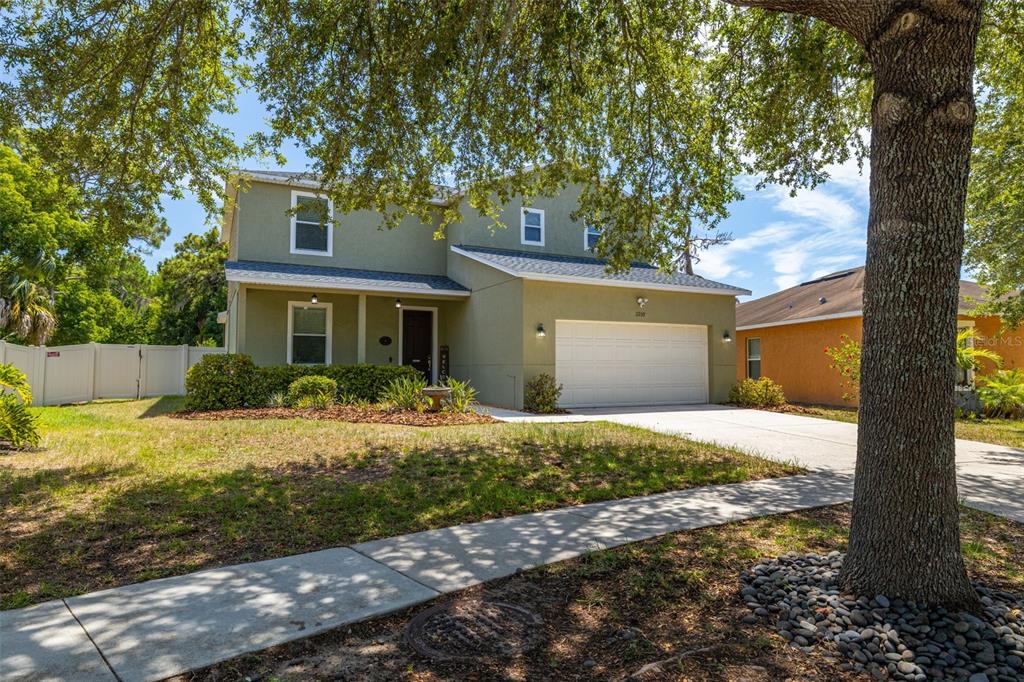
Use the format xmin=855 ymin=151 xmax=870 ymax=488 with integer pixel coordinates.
xmin=0 ymin=340 xmax=225 ymax=406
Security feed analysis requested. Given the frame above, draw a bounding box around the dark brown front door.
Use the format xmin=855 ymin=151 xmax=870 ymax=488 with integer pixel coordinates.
xmin=402 ymin=309 xmax=433 ymax=382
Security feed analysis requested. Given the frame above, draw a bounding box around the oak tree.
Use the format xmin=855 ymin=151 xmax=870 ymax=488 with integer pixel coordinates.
xmin=3 ymin=0 xmax=1020 ymax=608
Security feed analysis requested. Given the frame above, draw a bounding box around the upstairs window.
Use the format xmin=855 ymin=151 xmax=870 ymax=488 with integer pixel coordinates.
xmin=746 ymin=338 xmax=761 ymax=380
xmin=288 ymin=301 xmax=332 ymax=364
xmin=584 ymin=225 xmax=601 ymax=251
xmin=521 ymin=207 xmax=544 ymax=245
xmin=291 ymin=191 xmax=333 ymax=256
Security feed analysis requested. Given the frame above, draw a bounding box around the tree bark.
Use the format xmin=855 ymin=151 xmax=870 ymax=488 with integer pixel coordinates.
xmin=842 ymin=1 xmax=983 ymax=609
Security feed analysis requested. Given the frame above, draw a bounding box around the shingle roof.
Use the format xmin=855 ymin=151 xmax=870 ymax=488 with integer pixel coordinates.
xmin=452 ymin=245 xmax=750 ymax=295
xmin=225 ymin=260 xmax=470 ymax=296
xmin=736 ymin=266 xmax=998 ymax=328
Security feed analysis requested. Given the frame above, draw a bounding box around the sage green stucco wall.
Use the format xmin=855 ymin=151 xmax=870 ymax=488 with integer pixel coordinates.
xmin=520 ymin=281 xmax=739 ymax=403
xmin=363 ymin=295 xmax=458 ymax=372
xmin=243 ymin=289 xmax=359 ymax=366
xmin=234 ymin=181 xmax=447 ymax=275
xmin=446 ymin=184 xmax=594 ymax=258
xmin=446 ymin=251 xmax=525 ymax=408
xmin=238 ymin=286 xmax=462 ymax=377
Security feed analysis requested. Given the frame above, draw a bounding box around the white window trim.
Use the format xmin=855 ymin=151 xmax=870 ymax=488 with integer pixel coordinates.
xmin=290 ymin=190 xmax=334 ymax=257
xmin=746 ymin=337 xmax=761 ymax=379
xmin=397 ymin=305 xmax=439 ymax=384
xmin=584 ymin=224 xmax=601 ymax=251
xmin=520 ymin=207 xmax=545 ymax=246
xmin=287 ymin=300 xmax=333 ymax=365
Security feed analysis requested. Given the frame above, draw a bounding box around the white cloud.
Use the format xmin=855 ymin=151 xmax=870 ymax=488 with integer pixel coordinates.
xmin=774 ymin=274 xmax=803 ymax=290
xmin=770 ymin=185 xmax=859 ymax=231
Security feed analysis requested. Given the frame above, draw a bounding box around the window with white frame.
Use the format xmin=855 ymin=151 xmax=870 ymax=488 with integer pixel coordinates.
xmin=584 ymin=224 xmax=601 ymax=251
xmin=746 ymin=338 xmax=761 ymax=380
xmin=291 ymin=191 xmax=333 ymax=256
xmin=521 ymin=207 xmax=544 ymax=245
xmin=288 ymin=301 xmax=332 ymax=364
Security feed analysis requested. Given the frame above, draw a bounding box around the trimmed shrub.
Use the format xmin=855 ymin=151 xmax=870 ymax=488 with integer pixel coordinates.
xmin=729 ymin=377 xmax=786 ymax=408
xmin=381 ymin=375 xmax=428 ymax=411
xmin=443 ymin=377 xmax=478 ymax=413
xmin=287 ymin=375 xmax=337 ymax=409
xmin=0 ymin=363 xmax=39 ymax=448
xmin=256 ymin=364 xmax=420 ymax=404
xmin=185 ymin=354 xmax=260 ymax=410
xmin=524 ymin=373 xmax=562 ymax=413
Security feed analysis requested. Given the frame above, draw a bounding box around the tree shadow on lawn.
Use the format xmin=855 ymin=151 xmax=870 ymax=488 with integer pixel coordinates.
xmin=138 ymin=395 xmax=186 ymax=418
xmin=1 ymin=438 xmax=796 ymax=609
xmin=186 ymin=507 xmax=862 ymax=682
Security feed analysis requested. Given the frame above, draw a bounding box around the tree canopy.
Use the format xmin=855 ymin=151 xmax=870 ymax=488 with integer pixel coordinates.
xmin=2 ymin=0 xmax=1023 ymax=607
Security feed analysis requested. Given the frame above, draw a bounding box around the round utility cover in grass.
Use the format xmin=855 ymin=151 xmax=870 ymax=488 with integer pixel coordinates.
xmin=405 ymin=600 xmax=544 ymax=661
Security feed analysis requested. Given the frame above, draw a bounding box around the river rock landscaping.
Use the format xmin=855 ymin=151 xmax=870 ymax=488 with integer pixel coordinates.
xmin=740 ymin=552 xmax=1024 ymax=681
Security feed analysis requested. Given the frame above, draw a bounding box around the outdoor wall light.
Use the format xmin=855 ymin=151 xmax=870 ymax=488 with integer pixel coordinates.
xmin=395 ymin=298 xmax=402 ymax=308
xmin=536 ymin=323 xmax=546 ymax=338
xmin=636 ymin=296 xmax=649 ymax=309
xmin=310 ymin=293 xmax=318 ymax=304
xmin=723 ymin=330 xmax=732 ymax=343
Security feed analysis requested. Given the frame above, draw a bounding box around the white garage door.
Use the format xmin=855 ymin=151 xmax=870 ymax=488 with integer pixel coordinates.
xmin=555 ymin=320 xmax=708 ymax=408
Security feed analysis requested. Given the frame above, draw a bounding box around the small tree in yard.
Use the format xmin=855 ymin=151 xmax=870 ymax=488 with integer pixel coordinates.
xmin=6 ymin=0 xmax=1024 ymax=610
xmin=825 ymin=335 xmax=862 ymax=403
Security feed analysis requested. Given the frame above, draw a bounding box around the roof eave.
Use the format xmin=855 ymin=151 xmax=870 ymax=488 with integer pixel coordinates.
xmin=224 ymin=271 xmax=471 ymax=298
xmin=450 ymin=245 xmax=750 ymax=296
xmin=232 ymin=171 xmax=456 ymax=207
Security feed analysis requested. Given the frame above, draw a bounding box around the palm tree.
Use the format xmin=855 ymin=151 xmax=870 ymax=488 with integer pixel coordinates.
xmin=955 ymin=328 xmax=1003 ymax=386
xmin=0 ymin=254 xmax=57 ymax=345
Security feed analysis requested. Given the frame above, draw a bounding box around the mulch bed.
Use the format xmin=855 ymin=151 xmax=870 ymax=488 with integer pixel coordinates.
xmin=172 ymin=405 xmax=497 ymax=427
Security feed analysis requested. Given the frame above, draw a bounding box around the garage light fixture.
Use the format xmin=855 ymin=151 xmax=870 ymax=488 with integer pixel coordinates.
xmin=310 ymin=293 xmax=318 ymax=304
xmin=723 ymin=330 xmax=732 ymax=343
xmin=536 ymin=323 xmax=546 ymax=338
xmin=636 ymin=296 xmax=649 ymax=309
xmin=395 ymin=298 xmax=402 ymax=308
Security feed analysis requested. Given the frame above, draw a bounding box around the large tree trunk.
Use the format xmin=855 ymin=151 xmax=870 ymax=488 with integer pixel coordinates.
xmin=841 ymin=1 xmax=983 ymax=609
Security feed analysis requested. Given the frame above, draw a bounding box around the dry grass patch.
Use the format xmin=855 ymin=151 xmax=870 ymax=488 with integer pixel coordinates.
xmin=1 ymin=397 xmax=799 ymax=609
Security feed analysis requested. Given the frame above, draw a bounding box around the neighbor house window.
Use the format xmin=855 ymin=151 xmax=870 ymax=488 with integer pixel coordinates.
xmin=521 ymin=207 xmax=544 ymax=245
xmin=290 ymin=191 xmax=333 ymax=256
xmin=584 ymin=225 xmax=601 ymax=251
xmin=746 ymin=338 xmax=761 ymax=380
xmin=288 ymin=301 xmax=332 ymax=364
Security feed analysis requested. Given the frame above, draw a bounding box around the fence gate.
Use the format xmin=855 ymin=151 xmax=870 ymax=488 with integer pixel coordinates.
xmin=0 ymin=341 xmax=225 ymax=406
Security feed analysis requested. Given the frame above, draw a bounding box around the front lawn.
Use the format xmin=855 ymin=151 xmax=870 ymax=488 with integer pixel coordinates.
xmin=796 ymin=405 xmax=1024 ymax=449
xmin=184 ymin=504 xmax=1024 ymax=682
xmin=0 ymin=397 xmax=799 ymax=609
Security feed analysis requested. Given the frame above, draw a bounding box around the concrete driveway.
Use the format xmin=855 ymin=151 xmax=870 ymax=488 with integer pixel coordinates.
xmin=491 ymin=403 xmax=1024 ymax=523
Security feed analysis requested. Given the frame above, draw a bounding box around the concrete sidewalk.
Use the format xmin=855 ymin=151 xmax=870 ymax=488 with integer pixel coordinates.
xmin=1 ymin=472 xmax=853 ymax=682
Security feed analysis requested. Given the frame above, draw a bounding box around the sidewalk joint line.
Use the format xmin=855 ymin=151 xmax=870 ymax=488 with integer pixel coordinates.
xmin=346 ymin=546 xmax=443 ymax=596
xmin=63 ymin=598 xmax=123 ymax=682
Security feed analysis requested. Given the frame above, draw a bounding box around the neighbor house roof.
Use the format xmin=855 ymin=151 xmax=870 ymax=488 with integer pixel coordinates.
xmin=224 ymin=260 xmax=470 ymax=297
xmin=233 ymin=170 xmax=457 ymax=206
xmin=451 ymin=245 xmax=751 ymax=296
xmin=736 ymin=266 xmax=994 ymax=330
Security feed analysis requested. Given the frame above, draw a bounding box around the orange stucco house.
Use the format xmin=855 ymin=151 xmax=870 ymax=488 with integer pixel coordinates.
xmin=735 ymin=267 xmax=1024 ymax=406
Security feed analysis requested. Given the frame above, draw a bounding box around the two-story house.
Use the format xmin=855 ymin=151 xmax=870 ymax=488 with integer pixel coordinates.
xmin=220 ymin=170 xmax=749 ymax=409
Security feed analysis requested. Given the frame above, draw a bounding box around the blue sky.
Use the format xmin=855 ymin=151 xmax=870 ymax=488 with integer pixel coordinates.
xmin=149 ymin=89 xmax=872 ymax=302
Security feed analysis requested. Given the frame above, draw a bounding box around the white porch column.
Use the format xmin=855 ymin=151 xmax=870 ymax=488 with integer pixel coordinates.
xmin=357 ymin=294 xmax=367 ymax=363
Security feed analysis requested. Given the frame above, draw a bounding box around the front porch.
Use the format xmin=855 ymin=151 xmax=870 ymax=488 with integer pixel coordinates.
xmin=224 ymin=261 xmax=470 ymax=383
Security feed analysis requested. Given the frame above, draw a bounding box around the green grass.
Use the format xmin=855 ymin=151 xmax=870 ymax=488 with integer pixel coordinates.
xmin=0 ymin=397 xmax=800 ymax=609
xmin=797 ymin=404 xmax=1024 ymax=449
